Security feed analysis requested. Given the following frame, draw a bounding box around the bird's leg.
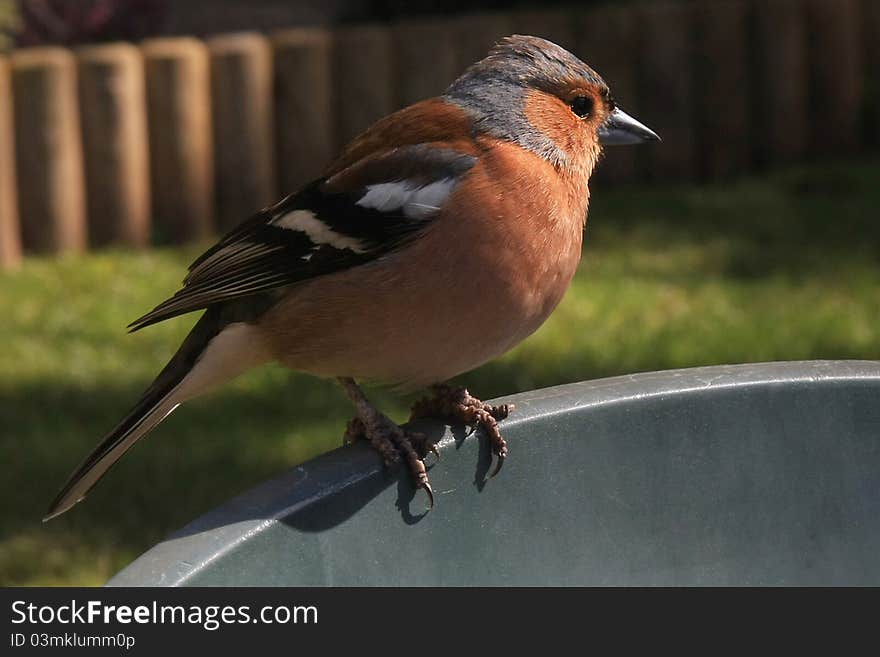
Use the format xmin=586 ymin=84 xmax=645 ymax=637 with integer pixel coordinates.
xmin=339 ymin=377 xmax=437 ymax=508
xmin=410 ymin=384 xmax=513 ymax=478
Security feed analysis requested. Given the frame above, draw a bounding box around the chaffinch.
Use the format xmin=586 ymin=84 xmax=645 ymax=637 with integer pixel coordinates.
xmin=46 ymin=35 xmax=658 ymax=520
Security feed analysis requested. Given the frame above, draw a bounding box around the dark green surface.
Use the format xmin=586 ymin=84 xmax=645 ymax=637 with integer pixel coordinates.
xmin=108 ymin=361 xmax=880 ymax=586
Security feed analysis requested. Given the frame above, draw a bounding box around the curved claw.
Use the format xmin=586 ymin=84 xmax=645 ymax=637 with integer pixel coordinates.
xmin=420 ymin=481 xmax=435 ymax=510
xmin=488 ymin=452 xmax=506 ymax=479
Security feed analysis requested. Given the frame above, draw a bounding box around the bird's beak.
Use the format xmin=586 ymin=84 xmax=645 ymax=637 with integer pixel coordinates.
xmin=598 ymin=107 xmax=660 ymax=145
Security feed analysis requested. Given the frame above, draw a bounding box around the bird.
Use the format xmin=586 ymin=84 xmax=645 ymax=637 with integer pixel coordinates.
xmin=45 ymin=35 xmax=659 ymax=521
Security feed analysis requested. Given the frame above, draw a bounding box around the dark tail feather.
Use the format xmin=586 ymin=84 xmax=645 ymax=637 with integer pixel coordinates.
xmin=44 ymin=312 xmax=227 ymax=521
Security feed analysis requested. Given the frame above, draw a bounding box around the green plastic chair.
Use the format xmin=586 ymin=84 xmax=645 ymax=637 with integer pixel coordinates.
xmin=108 ymin=360 xmax=880 ymax=586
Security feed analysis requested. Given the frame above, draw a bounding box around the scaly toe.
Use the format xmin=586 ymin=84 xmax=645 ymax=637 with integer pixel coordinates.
xmin=343 ymin=412 xmax=436 ymax=509
xmin=409 ymin=385 xmax=513 ymax=482
xmin=401 ymin=438 xmax=434 ymax=510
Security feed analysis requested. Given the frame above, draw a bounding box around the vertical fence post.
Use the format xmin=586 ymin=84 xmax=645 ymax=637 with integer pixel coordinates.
xmin=804 ymin=0 xmax=863 ymax=155
xmin=393 ymin=18 xmax=458 ymax=108
xmin=637 ymin=2 xmax=697 ymax=180
xmin=579 ymin=5 xmax=640 ymax=184
xmin=143 ymin=38 xmax=214 ymax=244
xmin=752 ymin=0 xmax=809 ymax=166
xmin=694 ymin=0 xmax=750 ymax=179
xmin=454 ymin=12 xmax=513 ymax=71
xmin=0 ymin=56 xmax=21 ymax=268
xmin=333 ymin=24 xmax=394 ymax=149
xmin=208 ymin=32 xmax=275 ymax=231
xmin=77 ymin=43 xmax=150 ymax=248
xmin=11 ymin=48 xmax=87 ymax=254
xmin=513 ymin=8 xmax=577 ymax=51
xmin=272 ymin=28 xmax=334 ymax=194
xmin=866 ymin=0 xmax=880 ymax=146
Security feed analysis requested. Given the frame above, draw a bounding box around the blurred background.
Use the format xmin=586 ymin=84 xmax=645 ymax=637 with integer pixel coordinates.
xmin=0 ymin=0 xmax=878 ymax=585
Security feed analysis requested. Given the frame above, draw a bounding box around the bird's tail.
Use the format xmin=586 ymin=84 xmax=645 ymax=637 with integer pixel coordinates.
xmin=44 ymin=310 xmax=268 ymax=521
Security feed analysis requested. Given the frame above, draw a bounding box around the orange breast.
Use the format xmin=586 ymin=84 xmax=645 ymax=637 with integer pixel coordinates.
xmin=259 ymin=139 xmax=590 ymax=389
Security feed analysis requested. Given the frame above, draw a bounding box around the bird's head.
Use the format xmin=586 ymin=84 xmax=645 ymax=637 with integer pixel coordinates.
xmin=444 ymin=35 xmax=658 ymax=175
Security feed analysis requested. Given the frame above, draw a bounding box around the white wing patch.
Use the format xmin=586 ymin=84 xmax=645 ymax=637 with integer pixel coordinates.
xmin=356 ymin=178 xmax=457 ymax=220
xmin=272 ymin=209 xmax=367 ymax=254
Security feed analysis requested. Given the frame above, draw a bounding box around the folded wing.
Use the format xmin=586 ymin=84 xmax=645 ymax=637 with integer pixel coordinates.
xmin=129 ymin=144 xmax=476 ymax=331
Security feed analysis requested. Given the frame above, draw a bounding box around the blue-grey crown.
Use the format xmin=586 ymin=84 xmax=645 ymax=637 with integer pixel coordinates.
xmin=443 ymin=35 xmax=606 ymax=166
xmin=449 ymin=35 xmax=604 ymax=93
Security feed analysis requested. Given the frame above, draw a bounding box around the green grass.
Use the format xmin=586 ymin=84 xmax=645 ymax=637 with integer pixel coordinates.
xmin=2 ymin=159 xmax=879 ymax=585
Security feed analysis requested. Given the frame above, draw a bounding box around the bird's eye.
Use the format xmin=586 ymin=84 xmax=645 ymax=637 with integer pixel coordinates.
xmin=570 ymin=95 xmax=593 ymax=118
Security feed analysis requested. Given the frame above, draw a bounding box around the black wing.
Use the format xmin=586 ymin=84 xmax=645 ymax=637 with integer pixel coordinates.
xmin=128 ymin=146 xmax=476 ymax=331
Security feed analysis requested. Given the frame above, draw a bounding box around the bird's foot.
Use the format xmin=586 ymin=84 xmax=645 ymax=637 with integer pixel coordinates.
xmin=410 ymin=384 xmax=513 ymax=478
xmin=343 ymin=412 xmax=439 ymax=509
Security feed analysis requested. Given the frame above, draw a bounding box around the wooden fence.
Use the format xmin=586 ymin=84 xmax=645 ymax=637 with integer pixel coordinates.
xmin=0 ymin=0 xmax=877 ymax=268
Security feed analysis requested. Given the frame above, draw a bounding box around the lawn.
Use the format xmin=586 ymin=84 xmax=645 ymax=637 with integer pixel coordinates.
xmin=1 ymin=158 xmax=878 ymax=585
